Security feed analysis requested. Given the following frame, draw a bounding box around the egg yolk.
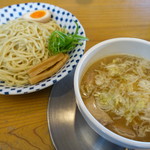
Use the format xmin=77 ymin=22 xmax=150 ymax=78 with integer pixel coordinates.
xmin=30 ymin=10 xmax=46 ymax=18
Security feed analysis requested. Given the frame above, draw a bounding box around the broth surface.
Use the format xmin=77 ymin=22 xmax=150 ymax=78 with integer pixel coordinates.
xmin=80 ymin=55 xmax=150 ymax=142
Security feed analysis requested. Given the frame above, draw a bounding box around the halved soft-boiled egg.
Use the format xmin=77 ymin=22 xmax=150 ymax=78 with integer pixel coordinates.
xmin=22 ymin=10 xmax=51 ymax=23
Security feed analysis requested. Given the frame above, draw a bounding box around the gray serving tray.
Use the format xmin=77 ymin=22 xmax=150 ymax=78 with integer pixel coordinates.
xmin=47 ymin=70 xmax=130 ymax=150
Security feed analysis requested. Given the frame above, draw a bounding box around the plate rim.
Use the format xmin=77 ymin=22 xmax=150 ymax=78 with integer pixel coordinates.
xmin=0 ymin=2 xmax=87 ymax=95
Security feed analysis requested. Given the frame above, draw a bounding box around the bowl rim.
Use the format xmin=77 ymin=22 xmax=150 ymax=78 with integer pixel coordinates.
xmin=74 ymin=37 xmax=150 ymax=148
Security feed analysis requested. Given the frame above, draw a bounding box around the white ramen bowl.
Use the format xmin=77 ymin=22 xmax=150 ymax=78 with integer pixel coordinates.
xmin=74 ymin=38 xmax=150 ymax=149
xmin=0 ymin=2 xmax=86 ymax=95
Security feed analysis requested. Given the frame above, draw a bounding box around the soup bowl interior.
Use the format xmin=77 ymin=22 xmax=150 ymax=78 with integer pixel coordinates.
xmin=74 ymin=38 xmax=150 ymax=149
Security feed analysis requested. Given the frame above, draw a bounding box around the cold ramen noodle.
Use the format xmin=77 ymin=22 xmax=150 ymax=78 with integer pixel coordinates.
xmin=80 ymin=55 xmax=150 ymax=142
xmin=0 ymin=18 xmax=63 ymax=86
xmin=0 ymin=10 xmax=87 ymax=86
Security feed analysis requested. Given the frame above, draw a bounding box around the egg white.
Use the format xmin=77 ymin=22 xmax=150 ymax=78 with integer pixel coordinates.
xmin=22 ymin=10 xmax=51 ymax=23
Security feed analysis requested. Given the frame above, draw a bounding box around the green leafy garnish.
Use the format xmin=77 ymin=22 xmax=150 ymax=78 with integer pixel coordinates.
xmin=48 ymin=22 xmax=88 ymax=54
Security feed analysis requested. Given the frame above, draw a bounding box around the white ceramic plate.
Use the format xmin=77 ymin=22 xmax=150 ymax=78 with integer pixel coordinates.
xmin=0 ymin=2 xmax=86 ymax=95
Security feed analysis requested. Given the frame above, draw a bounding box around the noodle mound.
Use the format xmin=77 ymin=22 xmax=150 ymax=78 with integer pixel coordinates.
xmin=0 ymin=18 xmax=62 ymax=86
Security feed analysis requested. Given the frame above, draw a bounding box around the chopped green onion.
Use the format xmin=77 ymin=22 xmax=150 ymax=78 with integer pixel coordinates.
xmin=48 ymin=22 xmax=88 ymax=54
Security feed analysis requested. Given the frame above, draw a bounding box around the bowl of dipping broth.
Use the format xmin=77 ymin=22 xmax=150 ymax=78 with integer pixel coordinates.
xmin=74 ymin=38 xmax=150 ymax=149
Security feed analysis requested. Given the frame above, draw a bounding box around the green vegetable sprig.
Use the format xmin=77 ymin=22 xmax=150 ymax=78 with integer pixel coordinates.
xmin=48 ymin=22 xmax=88 ymax=54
